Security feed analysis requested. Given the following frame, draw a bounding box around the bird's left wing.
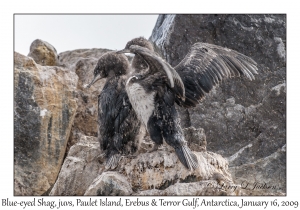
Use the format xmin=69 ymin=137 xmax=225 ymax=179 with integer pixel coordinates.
xmin=174 ymin=42 xmax=258 ymax=107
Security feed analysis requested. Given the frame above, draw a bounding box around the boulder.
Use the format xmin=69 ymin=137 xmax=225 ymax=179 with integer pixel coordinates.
xmin=149 ymin=14 xmax=286 ymax=195
xmin=50 ymin=127 xmax=238 ymax=196
xmin=117 ymin=150 xmax=233 ymax=193
xmin=84 ymin=172 xmax=133 ymax=196
xmin=49 ymin=135 xmax=101 ymax=196
xmin=28 ymin=39 xmax=59 ymax=66
xmin=58 ymin=48 xmax=111 ymax=70
xmin=14 ymin=52 xmax=78 ymax=195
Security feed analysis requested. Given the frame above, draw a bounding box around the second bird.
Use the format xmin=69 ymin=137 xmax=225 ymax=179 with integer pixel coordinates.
xmin=118 ymin=38 xmax=197 ymax=170
xmin=118 ymin=37 xmax=258 ymax=171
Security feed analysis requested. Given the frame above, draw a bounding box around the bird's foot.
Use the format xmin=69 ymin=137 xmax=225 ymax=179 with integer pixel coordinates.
xmin=97 ymin=153 xmax=106 ymax=164
xmin=147 ymin=143 xmax=159 ymax=153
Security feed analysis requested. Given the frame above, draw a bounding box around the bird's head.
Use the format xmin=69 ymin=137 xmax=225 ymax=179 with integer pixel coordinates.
xmin=86 ymin=52 xmax=129 ymax=88
xmin=126 ymin=37 xmax=154 ymax=51
xmin=117 ymin=37 xmax=154 ymax=72
xmin=117 ymin=37 xmax=154 ymax=54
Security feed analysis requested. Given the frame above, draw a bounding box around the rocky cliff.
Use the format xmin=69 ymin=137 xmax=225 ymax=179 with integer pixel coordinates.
xmin=14 ymin=14 xmax=286 ymax=196
xmin=14 ymin=51 xmax=78 ymax=195
xmin=150 ymin=14 xmax=286 ymax=195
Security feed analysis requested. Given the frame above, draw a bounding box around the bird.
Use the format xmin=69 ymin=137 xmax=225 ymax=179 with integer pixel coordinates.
xmin=86 ymin=51 xmax=143 ymax=170
xmin=117 ymin=37 xmax=258 ymax=170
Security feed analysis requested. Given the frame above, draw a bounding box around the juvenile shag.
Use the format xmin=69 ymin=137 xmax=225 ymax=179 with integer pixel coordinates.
xmin=118 ymin=37 xmax=258 ymax=170
xmin=86 ymin=52 xmax=142 ymax=170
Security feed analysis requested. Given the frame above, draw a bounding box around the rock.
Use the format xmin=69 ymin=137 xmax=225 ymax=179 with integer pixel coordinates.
xmin=225 ymin=82 xmax=286 ymax=166
xmin=117 ymin=150 xmax=232 ymax=192
xmin=50 ymin=127 xmax=236 ymax=196
xmin=113 ymin=127 xmax=233 ymax=193
xmin=150 ymin=14 xmax=286 ymax=195
xmin=135 ymin=180 xmax=238 ymax=196
xmin=49 ymin=135 xmax=101 ymax=196
xmin=229 ymin=145 xmax=286 ymax=195
xmin=183 ymin=126 xmax=206 ymax=152
xmin=84 ymin=172 xmax=133 ymax=196
xmin=28 ymin=39 xmax=59 ymax=66
xmin=14 ymin=52 xmax=78 ymax=195
xmin=58 ymin=48 xmax=111 ymax=70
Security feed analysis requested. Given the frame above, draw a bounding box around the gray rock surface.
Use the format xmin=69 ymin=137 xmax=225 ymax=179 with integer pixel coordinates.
xmin=28 ymin=39 xmax=59 ymax=66
xmin=149 ymin=14 xmax=286 ymax=195
xmin=49 ymin=135 xmax=101 ymax=196
xmin=229 ymin=144 xmax=286 ymax=195
xmin=14 ymin=52 xmax=78 ymax=195
xmin=58 ymin=48 xmax=111 ymax=70
xmin=84 ymin=172 xmax=133 ymax=196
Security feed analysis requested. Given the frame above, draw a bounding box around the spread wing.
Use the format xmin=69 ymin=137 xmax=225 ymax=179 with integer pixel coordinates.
xmin=129 ymin=45 xmax=185 ymax=101
xmin=174 ymin=42 xmax=258 ymax=107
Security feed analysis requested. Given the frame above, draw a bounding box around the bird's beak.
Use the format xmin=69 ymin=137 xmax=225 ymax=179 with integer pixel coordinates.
xmin=85 ymin=74 xmax=102 ymax=89
xmin=116 ymin=48 xmax=131 ymax=54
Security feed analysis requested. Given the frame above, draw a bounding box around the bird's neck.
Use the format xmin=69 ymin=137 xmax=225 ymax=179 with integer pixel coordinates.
xmin=132 ymin=54 xmax=148 ymax=73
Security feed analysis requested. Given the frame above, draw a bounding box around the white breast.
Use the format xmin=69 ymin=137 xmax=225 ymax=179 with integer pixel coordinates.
xmin=126 ymin=81 xmax=155 ymax=129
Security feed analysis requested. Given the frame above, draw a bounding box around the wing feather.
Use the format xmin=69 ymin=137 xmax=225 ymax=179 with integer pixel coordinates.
xmin=129 ymin=45 xmax=185 ymax=101
xmin=175 ymin=42 xmax=258 ymax=107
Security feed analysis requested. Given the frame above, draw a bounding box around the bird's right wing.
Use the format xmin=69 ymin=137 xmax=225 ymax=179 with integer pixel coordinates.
xmin=129 ymin=45 xmax=185 ymax=101
xmin=174 ymin=42 xmax=258 ymax=107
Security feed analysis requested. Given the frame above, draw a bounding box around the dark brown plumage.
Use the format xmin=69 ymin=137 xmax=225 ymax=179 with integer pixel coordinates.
xmin=124 ymin=37 xmax=154 ymax=73
xmin=118 ymin=37 xmax=258 ymax=170
xmin=121 ymin=37 xmax=258 ymax=107
xmin=87 ymin=52 xmax=142 ymax=170
xmin=174 ymin=42 xmax=258 ymax=107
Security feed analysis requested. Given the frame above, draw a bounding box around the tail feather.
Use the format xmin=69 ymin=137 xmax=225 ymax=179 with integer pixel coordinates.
xmin=105 ymin=154 xmax=121 ymax=170
xmin=175 ymin=145 xmax=199 ymax=170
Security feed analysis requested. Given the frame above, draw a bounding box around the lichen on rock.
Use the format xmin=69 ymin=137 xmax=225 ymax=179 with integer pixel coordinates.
xmin=27 ymin=39 xmax=59 ymax=66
